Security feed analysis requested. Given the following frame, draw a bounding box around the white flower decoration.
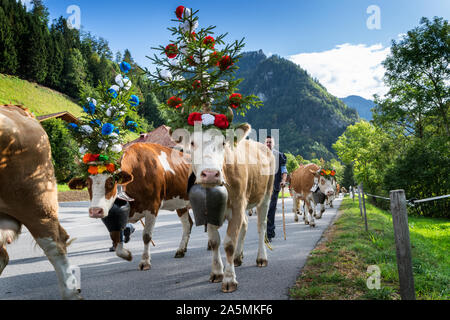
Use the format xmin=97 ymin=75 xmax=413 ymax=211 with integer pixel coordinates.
xmin=184 ymin=8 xmax=192 ymax=18
xmin=79 ymin=146 xmax=88 ymax=154
xmin=98 ymin=141 xmax=108 ymax=150
xmin=80 ymin=125 xmax=93 ymax=134
xmin=160 ymin=69 xmax=173 ymax=82
xmin=173 ymin=75 xmax=185 ymax=82
xmin=110 ymin=133 xmax=119 ymax=142
xmin=115 ymin=74 xmax=124 ymax=87
xmin=122 ymin=77 xmax=132 ymax=90
xmin=181 ymin=20 xmax=198 ymax=33
xmin=202 ymin=114 xmax=216 ymax=126
xmin=214 ymin=81 xmax=229 ymax=90
xmin=111 ymin=144 xmax=122 ymax=153
xmin=109 ymin=85 xmax=120 ymax=93
xmin=87 ymin=97 xmax=97 ymax=106
xmin=106 ymin=107 xmax=115 ymax=117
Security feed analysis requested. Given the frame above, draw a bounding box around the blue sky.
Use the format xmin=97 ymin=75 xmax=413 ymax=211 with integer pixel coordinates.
xmin=34 ymin=0 xmax=450 ymax=99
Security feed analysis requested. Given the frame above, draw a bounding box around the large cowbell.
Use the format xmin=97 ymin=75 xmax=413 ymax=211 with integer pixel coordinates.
xmin=102 ymin=199 xmax=130 ymax=232
xmin=189 ymin=184 xmax=228 ymax=227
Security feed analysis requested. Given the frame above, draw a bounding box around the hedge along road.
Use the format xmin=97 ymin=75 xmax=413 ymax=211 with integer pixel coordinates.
xmin=0 ymin=197 xmax=342 ymax=300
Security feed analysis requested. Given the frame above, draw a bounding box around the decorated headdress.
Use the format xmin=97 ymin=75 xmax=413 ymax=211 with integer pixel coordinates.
xmin=319 ymin=169 xmax=337 ymax=179
xmin=146 ymin=6 xmax=261 ymax=135
xmin=68 ymin=61 xmax=141 ymax=177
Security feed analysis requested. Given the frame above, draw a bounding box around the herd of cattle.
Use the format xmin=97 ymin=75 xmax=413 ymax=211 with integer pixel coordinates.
xmin=0 ymin=105 xmax=344 ymax=300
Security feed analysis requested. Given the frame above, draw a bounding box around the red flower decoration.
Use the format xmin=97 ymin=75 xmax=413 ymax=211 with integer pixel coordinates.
xmin=175 ymin=6 xmax=185 ymax=20
xmin=229 ymin=93 xmax=242 ymax=109
xmin=209 ymin=51 xmax=221 ymax=66
xmin=218 ymin=55 xmax=233 ymax=71
xmin=186 ymin=55 xmax=196 ymax=66
xmin=214 ymin=114 xmax=230 ymax=129
xmin=192 ymin=80 xmax=201 ymax=89
xmin=165 ymin=44 xmax=178 ymax=59
xmin=188 ymin=112 xmax=203 ymax=126
xmin=331 ymin=170 xmax=336 ymax=177
xmin=203 ymin=36 xmax=215 ymax=49
xmin=167 ymin=96 xmax=183 ymax=109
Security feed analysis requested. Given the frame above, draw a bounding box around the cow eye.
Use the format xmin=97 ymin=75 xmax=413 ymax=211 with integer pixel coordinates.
xmin=191 ymin=142 xmax=195 ymax=147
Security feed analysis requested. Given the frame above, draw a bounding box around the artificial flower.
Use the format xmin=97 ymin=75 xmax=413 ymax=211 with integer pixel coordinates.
xmin=203 ymin=36 xmax=215 ymax=49
xmin=188 ymin=112 xmax=203 ymax=126
xmin=192 ymin=80 xmax=202 ymax=89
xmin=101 ymin=123 xmax=115 ymax=136
xmin=167 ymin=96 xmax=183 ymax=109
xmin=165 ymin=44 xmax=178 ymax=59
xmin=106 ymin=163 xmax=116 ymax=173
xmin=160 ymin=69 xmax=173 ymax=81
xmin=120 ymin=61 xmax=131 ymax=74
xmin=175 ymin=5 xmax=185 ymax=19
xmin=129 ymin=95 xmax=140 ymax=107
xmin=202 ymin=114 xmax=216 ymax=126
xmin=214 ymin=114 xmax=230 ymax=129
xmin=218 ymin=55 xmax=233 ymax=71
xmin=229 ymin=93 xmax=242 ymax=109
xmin=88 ymin=166 xmax=98 ymax=175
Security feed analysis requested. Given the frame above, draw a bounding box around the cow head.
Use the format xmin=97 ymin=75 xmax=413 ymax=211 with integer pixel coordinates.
xmin=310 ymin=169 xmax=336 ymax=198
xmin=68 ymin=171 xmax=133 ymax=219
xmin=177 ymin=124 xmax=251 ymax=187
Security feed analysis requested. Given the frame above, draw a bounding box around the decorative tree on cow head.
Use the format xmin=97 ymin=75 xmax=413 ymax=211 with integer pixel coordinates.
xmin=145 ymin=6 xmax=262 ymax=135
xmin=68 ymin=61 xmax=142 ymax=181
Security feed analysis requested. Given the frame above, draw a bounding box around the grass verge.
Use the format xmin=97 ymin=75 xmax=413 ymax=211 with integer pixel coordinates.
xmin=290 ymin=196 xmax=450 ymax=300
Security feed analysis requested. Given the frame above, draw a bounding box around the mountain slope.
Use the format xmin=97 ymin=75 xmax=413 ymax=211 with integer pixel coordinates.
xmin=0 ymin=74 xmax=82 ymax=117
xmin=235 ymin=51 xmax=359 ymax=160
xmin=340 ymin=95 xmax=375 ymax=121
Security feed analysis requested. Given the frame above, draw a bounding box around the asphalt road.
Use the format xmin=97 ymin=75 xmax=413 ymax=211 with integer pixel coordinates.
xmin=0 ymin=197 xmax=342 ymax=300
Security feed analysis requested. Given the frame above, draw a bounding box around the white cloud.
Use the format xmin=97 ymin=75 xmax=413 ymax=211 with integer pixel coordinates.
xmin=289 ymin=43 xmax=390 ymax=100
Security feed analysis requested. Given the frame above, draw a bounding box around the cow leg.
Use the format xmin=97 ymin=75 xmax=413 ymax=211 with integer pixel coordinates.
xmin=27 ymin=217 xmax=82 ymax=300
xmin=256 ymin=195 xmax=270 ymax=267
xmin=111 ymin=231 xmax=132 ymax=261
xmin=306 ymin=198 xmax=316 ymax=227
xmin=208 ymin=224 xmax=224 ymax=283
xmin=317 ymin=203 xmax=326 ymax=219
xmin=0 ymin=213 xmax=21 ymax=275
xmin=293 ymin=196 xmax=299 ymax=223
xmin=139 ymin=210 xmax=156 ymax=271
xmin=222 ymin=204 xmax=246 ymax=293
xmin=234 ymin=213 xmax=248 ymax=267
xmin=175 ymin=208 xmax=193 ymax=258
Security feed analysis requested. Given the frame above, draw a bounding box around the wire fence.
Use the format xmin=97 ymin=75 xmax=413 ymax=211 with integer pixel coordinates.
xmin=349 ymin=184 xmax=449 ymax=300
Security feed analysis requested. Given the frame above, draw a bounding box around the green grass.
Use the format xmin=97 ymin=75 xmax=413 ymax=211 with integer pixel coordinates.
xmin=57 ymin=184 xmax=72 ymax=192
xmin=290 ymin=196 xmax=450 ymax=300
xmin=0 ymin=74 xmax=82 ymax=117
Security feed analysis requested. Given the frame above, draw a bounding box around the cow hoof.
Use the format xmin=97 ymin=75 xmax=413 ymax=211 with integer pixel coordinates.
xmin=256 ymin=258 xmax=268 ymax=267
xmin=209 ymin=273 xmax=224 ymax=283
xmin=222 ymin=280 xmax=238 ymax=293
xmin=310 ymin=223 xmax=316 ymax=228
xmin=63 ymin=291 xmax=84 ymax=300
xmin=305 ymin=221 xmax=310 ymax=225
xmin=138 ymin=261 xmax=151 ymax=271
xmin=234 ymin=254 xmax=244 ymax=267
xmin=294 ymin=217 xmax=299 ymax=223
xmin=174 ymin=250 xmax=185 ymax=259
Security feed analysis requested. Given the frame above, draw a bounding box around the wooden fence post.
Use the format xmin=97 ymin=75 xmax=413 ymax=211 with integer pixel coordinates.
xmin=361 ymin=183 xmax=369 ymax=232
xmin=390 ymin=190 xmax=416 ymax=300
xmin=358 ymin=184 xmax=363 ymax=217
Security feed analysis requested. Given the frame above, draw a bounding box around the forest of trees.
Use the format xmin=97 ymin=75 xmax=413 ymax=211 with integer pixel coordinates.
xmin=334 ymin=17 xmax=449 ymax=218
xmin=0 ymin=0 xmax=165 ymax=128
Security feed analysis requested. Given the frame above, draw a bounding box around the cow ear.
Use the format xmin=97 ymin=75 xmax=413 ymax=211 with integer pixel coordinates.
xmin=68 ymin=177 xmax=88 ymax=190
xmin=235 ymin=123 xmax=252 ymax=144
xmin=115 ymin=171 xmax=133 ymax=186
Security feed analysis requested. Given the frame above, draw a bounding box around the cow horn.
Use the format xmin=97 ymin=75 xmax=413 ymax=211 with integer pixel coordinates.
xmin=309 ymin=169 xmax=316 ymax=175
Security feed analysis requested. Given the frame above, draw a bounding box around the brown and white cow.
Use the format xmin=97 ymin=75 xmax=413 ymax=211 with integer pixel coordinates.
xmin=290 ymin=164 xmax=335 ymax=227
xmin=177 ymin=124 xmax=275 ymax=293
xmin=0 ymin=105 xmax=81 ymax=300
xmin=69 ymin=143 xmax=193 ymax=270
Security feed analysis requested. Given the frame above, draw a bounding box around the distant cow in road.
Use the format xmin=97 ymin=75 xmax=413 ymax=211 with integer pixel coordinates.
xmin=289 ymin=164 xmax=335 ymax=227
xmin=69 ymin=143 xmax=193 ymax=271
xmin=0 ymin=105 xmax=81 ymax=300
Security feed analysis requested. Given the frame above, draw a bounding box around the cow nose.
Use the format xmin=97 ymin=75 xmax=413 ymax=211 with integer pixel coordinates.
xmin=89 ymin=207 xmax=104 ymax=219
xmin=327 ymin=191 xmax=334 ymax=197
xmin=200 ymin=170 xmax=221 ymax=184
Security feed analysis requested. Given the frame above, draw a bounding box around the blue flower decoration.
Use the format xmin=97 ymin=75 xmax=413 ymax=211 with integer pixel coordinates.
xmin=120 ymin=61 xmax=131 ymax=74
xmin=126 ymin=121 xmax=138 ymax=132
xmin=83 ymin=102 xmax=96 ymax=115
xmin=68 ymin=123 xmax=78 ymax=130
xmin=102 ymin=123 xmax=115 ymax=136
xmin=108 ymin=88 xmax=118 ymax=99
xmin=129 ymin=95 xmax=139 ymax=107
xmin=114 ymin=128 xmax=120 ymax=134
xmin=90 ymin=119 xmax=102 ymax=127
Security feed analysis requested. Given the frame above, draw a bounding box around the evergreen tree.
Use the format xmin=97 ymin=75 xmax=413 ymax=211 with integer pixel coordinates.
xmin=147 ymin=6 xmax=261 ymax=132
xmin=64 ymin=48 xmax=87 ymax=99
xmin=0 ymin=6 xmax=18 ymax=74
xmin=138 ymin=91 xmax=166 ymax=128
xmin=21 ymin=15 xmax=48 ymax=82
xmin=45 ymin=30 xmax=64 ymax=89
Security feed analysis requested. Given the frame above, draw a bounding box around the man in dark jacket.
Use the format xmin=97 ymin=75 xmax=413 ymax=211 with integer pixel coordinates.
xmin=265 ymin=136 xmax=288 ymax=242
